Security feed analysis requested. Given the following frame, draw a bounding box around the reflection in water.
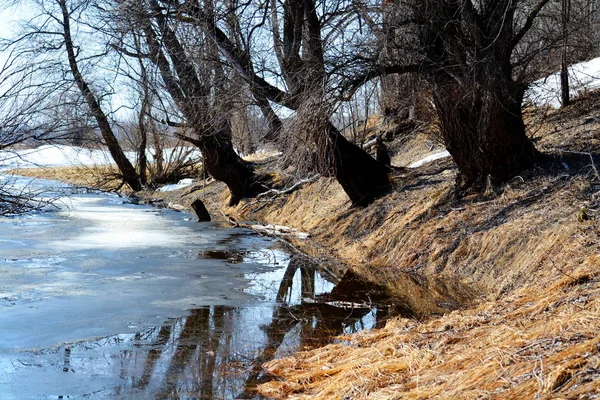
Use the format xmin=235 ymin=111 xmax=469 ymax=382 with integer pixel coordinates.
xmin=2 ymin=256 xmax=395 ymax=399
xmin=0 ymin=184 xmax=400 ymax=399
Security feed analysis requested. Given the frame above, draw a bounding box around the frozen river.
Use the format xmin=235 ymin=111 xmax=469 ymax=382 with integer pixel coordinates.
xmin=0 ymin=177 xmax=386 ymax=399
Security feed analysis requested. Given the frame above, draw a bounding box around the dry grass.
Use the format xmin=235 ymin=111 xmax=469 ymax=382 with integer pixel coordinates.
xmin=7 ymin=165 xmax=127 ymax=191
xmin=12 ymin=91 xmax=600 ymax=399
xmin=258 ymin=262 xmax=600 ymax=399
xmin=243 ymin=94 xmax=600 ymax=398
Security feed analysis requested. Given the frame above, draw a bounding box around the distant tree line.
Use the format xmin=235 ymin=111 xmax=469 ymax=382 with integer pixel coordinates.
xmin=0 ymin=0 xmax=599 ymax=207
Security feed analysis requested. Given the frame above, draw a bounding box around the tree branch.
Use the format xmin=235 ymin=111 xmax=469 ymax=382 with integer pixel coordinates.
xmin=109 ymin=43 xmax=150 ymax=59
xmin=178 ymin=0 xmax=298 ymax=110
xmin=341 ymin=64 xmax=424 ymax=101
xmin=512 ymin=0 xmax=552 ymax=49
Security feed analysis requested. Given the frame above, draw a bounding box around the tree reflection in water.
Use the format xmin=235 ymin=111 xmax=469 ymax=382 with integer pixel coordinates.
xmin=24 ymin=256 xmax=394 ymax=399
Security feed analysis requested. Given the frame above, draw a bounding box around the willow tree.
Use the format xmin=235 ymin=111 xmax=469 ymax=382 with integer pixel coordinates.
xmin=111 ymin=0 xmax=269 ymax=205
xmin=177 ymin=0 xmax=392 ymax=206
xmin=418 ymin=0 xmax=544 ymax=190
xmin=348 ymin=0 xmax=565 ymax=193
xmin=274 ymin=0 xmax=392 ymax=206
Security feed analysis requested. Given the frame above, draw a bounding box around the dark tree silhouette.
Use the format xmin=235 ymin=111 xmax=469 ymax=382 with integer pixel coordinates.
xmin=116 ymin=0 xmax=269 ymax=205
xmin=416 ymin=0 xmax=542 ymax=191
xmin=180 ymin=0 xmax=392 ymax=206
xmin=345 ymin=0 xmax=567 ymax=193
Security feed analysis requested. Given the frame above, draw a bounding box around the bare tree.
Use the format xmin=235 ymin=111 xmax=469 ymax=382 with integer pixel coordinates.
xmin=343 ymin=0 xmax=579 ymax=193
xmin=1 ymin=0 xmax=144 ymax=191
xmin=57 ymin=0 xmax=142 ymax=190
xmin=179 ymin=0 xmax=392 ymax=206
xmin=111 ymin=0 xmax=270 ymax=205
xmin=0 ymin=38 xmax=69 ymax=213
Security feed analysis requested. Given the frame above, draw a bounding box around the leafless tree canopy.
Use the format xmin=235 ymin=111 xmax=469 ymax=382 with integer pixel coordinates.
xmin=0 ymin=0 xmax=599 ymax=210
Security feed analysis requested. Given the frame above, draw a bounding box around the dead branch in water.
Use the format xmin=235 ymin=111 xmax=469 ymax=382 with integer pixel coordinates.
xmin=0 ymin=180 xmax=57 ymax=215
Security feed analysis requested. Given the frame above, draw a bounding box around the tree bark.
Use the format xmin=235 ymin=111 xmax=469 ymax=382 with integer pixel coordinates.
xmin=433 ymin=80 xmax=538 ymax=191
xmin=418 ymin=0 xmax=540 ymax=192
xmin=139 ymin=0 xmax=266 ymax=205
xmin=285 ymin=0 xmax=391 ymax=205
xmin=327 ymin=123 xmax=391 ymax=206
xmin=151 ymin=0 xmax=392 ymax=206
xmin=136 ymin=37 xmax=151 ymax=185
xmin=196 ymin=126 xmax=267 ymax=206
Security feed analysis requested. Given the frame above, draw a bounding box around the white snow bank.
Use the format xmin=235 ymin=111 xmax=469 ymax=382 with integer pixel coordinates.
xmin=158 ymin=178 xmax=195 ymax=192
xmin=408 ymin=150 xmax=451 ymax=168
xmin=526 ymin=57 xmax=600 ymax=108
xmin=0 ymin=144 xmax=202 ymax=170
xmin=0 ymin=145 xmax=115 ymax=169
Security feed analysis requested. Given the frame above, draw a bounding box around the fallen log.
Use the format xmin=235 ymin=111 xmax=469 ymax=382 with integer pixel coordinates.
xmin=248 ymin=223 xmax=310 ymax=240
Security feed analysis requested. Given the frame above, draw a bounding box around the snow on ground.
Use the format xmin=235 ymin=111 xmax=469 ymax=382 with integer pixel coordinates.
xmin=526 ymin=57 xmax=600 ymax=108
xmin=0 ymin=145 xmax=114 ymax=169
xmin=0 ymin=144 xmax=201 ymax=170
xmin=408 ymin=150 xmax=451 ymax=168
xmin=157 ymin=178 xmax=195 ymax=192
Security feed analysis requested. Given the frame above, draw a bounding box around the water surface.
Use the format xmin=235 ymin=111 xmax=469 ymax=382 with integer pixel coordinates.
xmin=0 ymin=180 xmax=391 ymax=399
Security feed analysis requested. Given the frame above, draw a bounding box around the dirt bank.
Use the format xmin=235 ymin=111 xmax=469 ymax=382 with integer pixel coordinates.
xmin=10 ymin=91 xmax=600 ymax=398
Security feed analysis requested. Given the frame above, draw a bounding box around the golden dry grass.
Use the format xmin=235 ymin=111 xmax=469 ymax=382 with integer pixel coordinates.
xmin=242 ymin=96 xmax=600 ymax=399
xmin=258 ymin=261 xmax=600 ymax=399
xmin=7 ymin=165 xmax=126 ymax=191
xmin=11 ymin=92 xmax=600 ymax=399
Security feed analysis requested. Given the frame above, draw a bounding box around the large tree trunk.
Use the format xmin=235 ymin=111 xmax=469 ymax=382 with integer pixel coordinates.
xmin=181 ymin=122 xmax=266 ymax=206
xmin=139 ymin=0 xmax=266 ymax=205
xmin=432 ymin=74 xmax=538 ymax=191
xmin=183 ymin=0 xmax=392 ymax=205
xmin=198 ymin=133 xmax=266 ymax=207
xmin=417 ymin=0 xmax=541 ymax=193
xmin=327 ymin=123 xmax=391 ymax=206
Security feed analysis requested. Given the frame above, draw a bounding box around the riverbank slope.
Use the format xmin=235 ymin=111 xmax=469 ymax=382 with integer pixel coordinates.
xmin=11 ymin=91 xmax=600 ymax=398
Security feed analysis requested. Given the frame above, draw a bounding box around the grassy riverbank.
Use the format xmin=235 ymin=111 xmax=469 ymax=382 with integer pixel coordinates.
xmin=11 ymin=91 xmax=600 ymax=398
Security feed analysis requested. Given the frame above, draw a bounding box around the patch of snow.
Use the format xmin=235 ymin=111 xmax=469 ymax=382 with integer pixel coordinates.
xmin=158 ymin=178 xmax=194 ymax=192
xmin=0 ymin=145 xmax=115 ymax=169
xmin=526 ymin=57 xmax=600 ymax=108
xmin=408 ymin=150 xmax=451 ymax=168
xmin=0 ymin=144 xmax=202 ymax=170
